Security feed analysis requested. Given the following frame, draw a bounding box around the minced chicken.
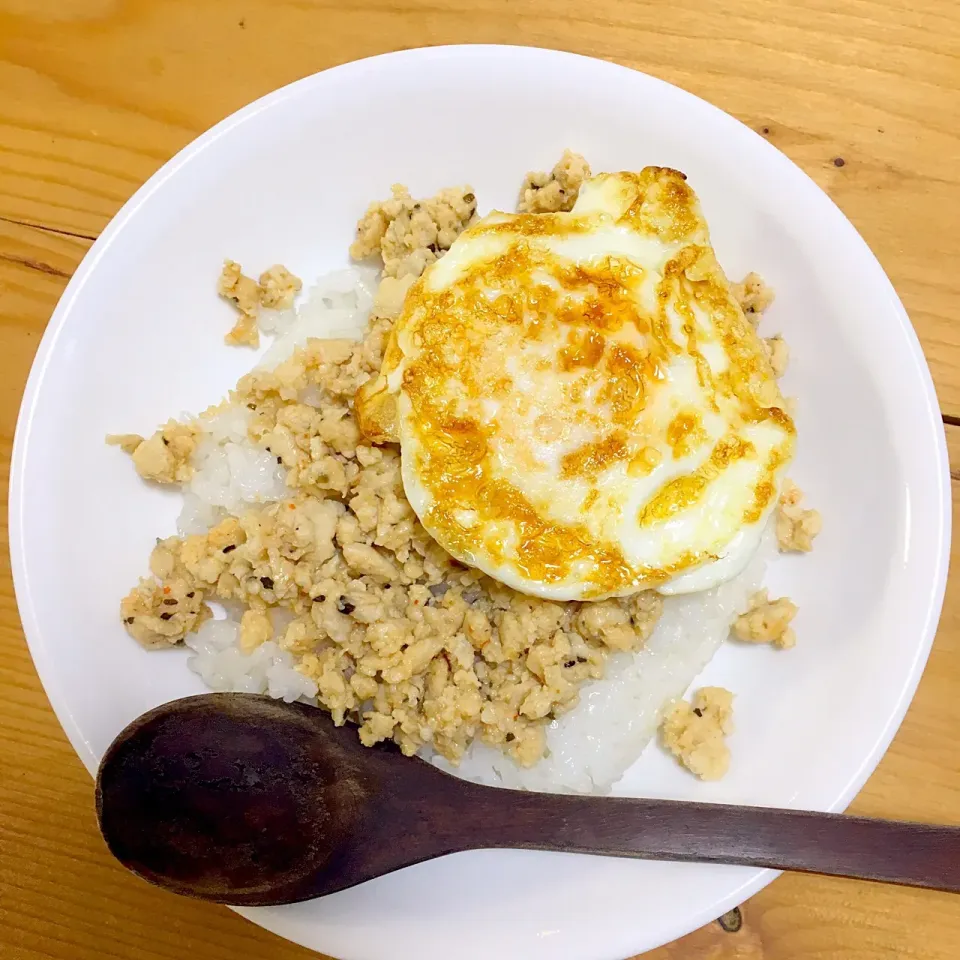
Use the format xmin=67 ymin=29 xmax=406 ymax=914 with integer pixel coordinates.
xmin=218 ymin=260 xmax=303 ymax=347
xmin=660 ymin=687 xmax=735 ymax=780
xmin=732 ymin=271 xmax=775 ymax=320
xmin=518 ymin=150 xmax=592 ymax=213
xmin=350 ymin=184 xmax=478 ymax=279
xmin=777 ymin=480 xmax=822 ymax=553
xmin=107 ymin=420 xmax=200 ymax=485
xmin=733 ymin=590 xmax=798 ymax=649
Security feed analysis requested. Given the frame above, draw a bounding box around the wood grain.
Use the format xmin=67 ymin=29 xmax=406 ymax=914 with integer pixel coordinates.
xmin=0 ymin=1 xmax=958 ymax=957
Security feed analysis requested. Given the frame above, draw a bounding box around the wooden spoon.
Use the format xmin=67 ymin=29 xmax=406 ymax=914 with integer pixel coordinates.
xmin=95 ymin=693 xmax=960 ymax=906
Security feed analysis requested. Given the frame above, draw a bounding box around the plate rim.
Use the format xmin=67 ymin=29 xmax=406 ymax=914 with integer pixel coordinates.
xmin=9 ymin=43 xmax=952 ymax=959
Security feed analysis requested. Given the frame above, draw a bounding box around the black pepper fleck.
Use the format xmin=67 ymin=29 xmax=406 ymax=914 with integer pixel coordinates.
xmin=260 ymin=576 xmax=274 ymax=590
xmin=159 ymin=612 xmax=173 ymax=621
xmin=833 ymin=156 xmax=846 ymax=167
xmin=265 ymin=446 xmax=272 ymax=453
xmin=693 ymin=707 xmax=703 ymax=718
xmin=313 ymin=594 xmax=326 ymax=602
xmin=186 ymin=591 xmax=195 ymax=598
xmin=124 ymin=617 xmax=134 ymax=624
xmin=762 ymin=126 xmax=770 ymax=134
xmin=162 ymin=437 xmax=169 ymax=446
xmin=384 ymin=584 xmax=391 ymax=589
xmin=505 ymin=732 xmax=515 ymax=742
xmin=222 ymin=544 xmax=236 ymax=554
xmin=162 ymin=598 xmax=178 ymax=606
xmin=337 ymin=596 xmax=356 ymax=615
xmin=563 ymin=659 xmax=576 ymax=668
xmin=576 ymin=656 xmax=587 ymax=663
xmin=277 ymin=456 xmax=283 ymax=464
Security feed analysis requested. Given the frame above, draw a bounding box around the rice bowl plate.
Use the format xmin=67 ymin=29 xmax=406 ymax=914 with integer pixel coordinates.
xmin=10 ymin=46 xmax=949 ymax=960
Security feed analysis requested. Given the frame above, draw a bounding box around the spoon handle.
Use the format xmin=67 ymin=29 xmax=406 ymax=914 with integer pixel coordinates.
xmin=462 ymin=788 xmax=960 ymax=892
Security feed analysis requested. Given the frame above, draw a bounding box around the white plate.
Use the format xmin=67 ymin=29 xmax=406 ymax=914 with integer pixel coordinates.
xmin=11 ymin=45 xmax=950 ymax=960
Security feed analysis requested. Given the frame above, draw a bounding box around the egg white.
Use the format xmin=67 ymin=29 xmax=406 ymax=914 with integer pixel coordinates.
xmin=360 ymin=169 xmax=794 ymax=600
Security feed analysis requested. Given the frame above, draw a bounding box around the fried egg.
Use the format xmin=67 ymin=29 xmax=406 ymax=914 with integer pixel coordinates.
xmin=356 ymin=168 xmax=795 ymax=601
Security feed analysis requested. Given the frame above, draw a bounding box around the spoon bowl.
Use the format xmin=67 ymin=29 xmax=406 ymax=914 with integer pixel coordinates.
xmin=96 ymin=693 xmax=477 ymax=904
xmin=96 ymin=693 xmax=960 ymax=905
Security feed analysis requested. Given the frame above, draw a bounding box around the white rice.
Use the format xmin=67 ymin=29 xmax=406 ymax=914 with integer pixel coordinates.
xmin=185 ymin=619 xmax=318 ymax=703
xmin=179 ymin=266 xmax=774 ymax=794
xmin=257 ymin=266 xmax=376 ymax=369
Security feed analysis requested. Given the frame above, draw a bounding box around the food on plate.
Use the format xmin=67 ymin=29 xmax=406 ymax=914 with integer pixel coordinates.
xmin=776 ymin=479 xmax=822 ymax=552
xmin=660 ymin=686 xmax=734 ymax=780
xmin=349 ymin=185 xmax=477 ymax=279
xmin=107 ymin=421 xmax=200 ymax=484
xmin=120 ymin=576 xmax=211 ymax=649
xmin=762 ymin=334 xmax=789 ymax=379
xmin=731 ymin=271 xmax=775 ymax=319
xmin=357 ymin=167 xmax=795 ymax=602
xmin=111 ymin=154 xmax=819 ymax=790
xmin=517 ymin=149 xmax=592 ymax=213
xmin=219 ymin=260 xmax=303 ymax=347
xmin=732 ymin=590 xmax=798 ymax=649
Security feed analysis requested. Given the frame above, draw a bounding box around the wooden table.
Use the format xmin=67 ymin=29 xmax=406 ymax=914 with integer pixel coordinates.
xmin=2 ymin=2 xmax=959 ymax=957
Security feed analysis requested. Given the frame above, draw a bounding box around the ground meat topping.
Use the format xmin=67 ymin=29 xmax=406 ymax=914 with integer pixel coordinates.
xmin=762 ymin=334 xmax=789 ymax=378
xmin=733 ymin=589 xmax=798 ymax=649
xmin=732 ymin=271 xmax=789 ymax=381
xmin=218 ymin=259 xmax=262 ymax=346
xmin=258 ymin=264 xmax=302 ymax=310
xmin=660 ymin=686 xmax=734 ymax=780
xmin=106 ymin=433 xmax=144 ymax=455
xmin=777 ymin=479 xmax=822 ymax=552
xmin=350 ymin=185 xmax=477 ymax=280
xmin=732 ymin=271 xmax=775 ymax=321
xmin=108 ymin=420 xmax=200 ymax=484
xmin=119 ymin=577 xmax=211 ymax=649
xmin=517 ymin=149 xmax=591 ymax=213
xmin=218 ymin=260 xmax=302 ymax=347
xmin=240 ymin=608 xmax=273 ymax=653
